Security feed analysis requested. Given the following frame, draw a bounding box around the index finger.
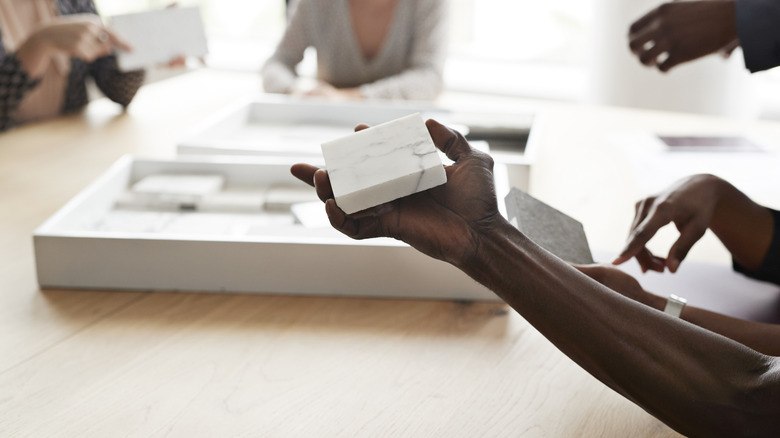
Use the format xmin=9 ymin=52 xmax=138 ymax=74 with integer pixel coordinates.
xmin=666 ymin=220 xmax=707 ymax=272
xmin=614 ymin=210 xmax=671 ymax=264
xmin=312 ymin=168 xmax=334 ymax=203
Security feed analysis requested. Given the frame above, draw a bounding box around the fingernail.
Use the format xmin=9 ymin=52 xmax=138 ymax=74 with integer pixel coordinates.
xmin=668 ymin=259 xmax=679 ymax=273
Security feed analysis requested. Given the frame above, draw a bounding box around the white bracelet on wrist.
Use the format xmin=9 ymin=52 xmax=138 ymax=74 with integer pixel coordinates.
xmin=663 ymin=294 xmax=687 ymax=318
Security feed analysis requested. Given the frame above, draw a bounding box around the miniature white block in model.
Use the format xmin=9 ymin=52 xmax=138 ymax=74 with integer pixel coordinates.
xmin=320 ymin=113 xmax=447 ymax=214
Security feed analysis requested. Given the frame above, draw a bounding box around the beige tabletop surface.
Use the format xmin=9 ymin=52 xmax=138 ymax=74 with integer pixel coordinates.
xmin=4 ymin=68 xmax=780 ymax=437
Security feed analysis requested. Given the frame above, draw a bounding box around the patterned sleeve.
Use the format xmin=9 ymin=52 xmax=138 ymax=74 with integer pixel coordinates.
xmin=0 ymin=35 xmax=42 ymax=132
xmin=733 ymin=208 xmax=780 ymax=286
xmin=59 ymin=0 xmax=98 ymax=14
xmin=359 ymin=0 xmax=448 ymax=100
xmin=89 ymin=56 xmax=145 ymax=107
xmin=260 ymin=0 xmax=314 ymax=93
xmin=61 ymin=0 xmax=145 ymax=107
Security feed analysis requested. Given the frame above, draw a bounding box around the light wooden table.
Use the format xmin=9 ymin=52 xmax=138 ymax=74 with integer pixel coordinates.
xmin=4 ymin=68 xmax=780 ymax=437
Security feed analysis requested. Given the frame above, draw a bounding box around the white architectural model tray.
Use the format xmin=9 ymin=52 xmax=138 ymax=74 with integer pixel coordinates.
xmin=177 ymin=96 xmax=448 ymax=158
xmin=33 ymin=156 xmax=497 ymax=301
xmin=176 ymin=96 xmax=542 ymax=191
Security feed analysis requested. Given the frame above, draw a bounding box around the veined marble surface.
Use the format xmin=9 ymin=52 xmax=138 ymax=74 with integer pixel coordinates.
xmin=321 ymin=113 xmax=447 ymax=214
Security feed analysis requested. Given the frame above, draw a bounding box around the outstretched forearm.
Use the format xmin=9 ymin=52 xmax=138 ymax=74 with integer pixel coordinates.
xmin=681 ymin=303 xmax=780 ymax=357
xmin=632 ymin=289 xmax=780 ymax=356
xmin=577 ymin=264 xmax=780 ymax=357
xmin=462 ymin=219 xmax=780 ymax=436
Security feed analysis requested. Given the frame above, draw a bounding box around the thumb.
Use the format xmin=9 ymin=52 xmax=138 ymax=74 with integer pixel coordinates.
xmin=426 ymin=119 xmax=471 ymax=163
xmin=666 ymin=223 xmax=706 ymax=272
xmin=106 ymin=29 xmax=132 ymax=52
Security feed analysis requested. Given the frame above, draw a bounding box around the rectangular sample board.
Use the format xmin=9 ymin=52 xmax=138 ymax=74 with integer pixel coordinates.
xmin=110 ymin=6 xmax=208 ymax=71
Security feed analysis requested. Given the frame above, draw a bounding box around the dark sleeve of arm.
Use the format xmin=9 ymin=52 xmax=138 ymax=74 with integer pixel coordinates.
xmin=89 ymin=56 xmax=145 ymax=108
xmin=734 ymin=208 xmax=780 ymax=285
xmin=735 ymin=0 xmax=780 ymax=72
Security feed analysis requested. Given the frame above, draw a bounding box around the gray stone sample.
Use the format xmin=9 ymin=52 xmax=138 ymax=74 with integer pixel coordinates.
xmin=504 ymin=188 xmax=594 ymax=264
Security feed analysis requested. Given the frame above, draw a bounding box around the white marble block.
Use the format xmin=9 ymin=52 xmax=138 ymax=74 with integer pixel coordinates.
xmin=321 ymin=113 xmax=447 ymax=214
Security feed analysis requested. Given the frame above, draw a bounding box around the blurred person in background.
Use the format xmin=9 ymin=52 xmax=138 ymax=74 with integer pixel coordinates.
xmin=0 ymin=0 xmax=146 ymax=132
xmin=261 ymin=0 xmax=449 ymax=101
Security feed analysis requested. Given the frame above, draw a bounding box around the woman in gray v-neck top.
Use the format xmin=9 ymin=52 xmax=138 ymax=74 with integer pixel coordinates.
xmin=261 ymin=0 xmax=448 ymax=101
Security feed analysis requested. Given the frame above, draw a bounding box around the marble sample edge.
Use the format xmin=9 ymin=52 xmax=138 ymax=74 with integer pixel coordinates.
xmin=321 ymin=113 xmax=447 ymax=214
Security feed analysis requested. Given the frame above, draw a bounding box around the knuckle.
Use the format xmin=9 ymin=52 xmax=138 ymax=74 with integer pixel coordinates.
xmin=482 ymin=153 xmax=495 ymax=170
xmin=453 ymin=129 xmax=468 ymax=143
xmin=653 ymin=200 xmax=674 ymax=216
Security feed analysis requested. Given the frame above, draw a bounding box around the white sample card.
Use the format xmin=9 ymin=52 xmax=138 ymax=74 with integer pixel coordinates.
xmin=110 ymin=6 xmax=208 ymax=71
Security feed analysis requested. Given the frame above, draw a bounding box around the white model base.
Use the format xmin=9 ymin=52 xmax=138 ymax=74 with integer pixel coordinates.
xmin=33 ymin=156 xmax=497 ymax=301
